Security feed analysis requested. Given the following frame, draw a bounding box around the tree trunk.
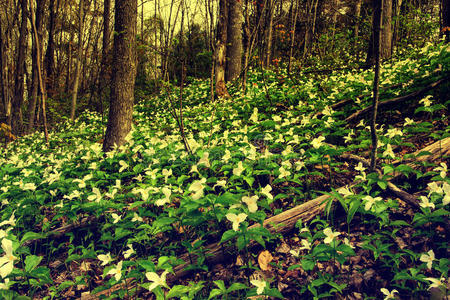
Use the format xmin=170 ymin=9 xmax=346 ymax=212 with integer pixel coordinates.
xmin=70 ymin=0 xmax=84 ymax=121
xmin=28 ymin=0 xmax=46 ymax=133
xmin=367 ymin=0 xmax=392 ymax=65
xmin=381 ymin=0 xmax=393 ymax=59
xmin=44 ymin=0 xmax=58 ymax=98
xmin=103 ymin=0 xmax=137 ymax=152
xmin=97 ymin=0 xmax=111 ymax=114
xmin=0 ymin=17 xmax=12 ymax=126
xmin=29 ymin=0 xmax=49 ymax=144
xmin=288 ymin=0 xmax=299 ymax=73
xmin=353 ymin=0 xmax=362 ymax=56
xmin=226 ymin=0 xmax=243 ymax=82
xmin=264 ymin=0 xmax=274 ymax=67
xmin=443 ymin=0 xmax=450 ymax=42
xmin=215 ymin=0 xmax=230 ymax=98
xmin=12 ymin=0 xmax=28 ymax=135
xmin=369 ymin=0 xmax=383 ymax=171
xmin=392 ymin=0 xmax=402 ymax=50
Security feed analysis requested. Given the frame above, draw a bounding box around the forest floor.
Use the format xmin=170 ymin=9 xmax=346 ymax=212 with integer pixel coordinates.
xmin=0 ymin=42 xmax=449 ymax=300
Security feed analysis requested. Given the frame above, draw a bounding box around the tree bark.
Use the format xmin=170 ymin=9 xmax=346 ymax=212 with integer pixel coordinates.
xmin=226 ymin=0 xmax=243 ymax=82
xmin=29 ymin=0 xmax=49 ymax=144
xmin=443 ymin=0 xmax=450 ymax=42
xmin=381 ymin=0 xmax=393 ymax=59
xmin=215 ymin=0 xmax=230 ymax=98
xmin=392 ymin=0 xmax=402 ymax=50
xmin=367 ymin=0 xmax=392 ymax=65
xmin=369 ymin=0 xmax=383 ymax=171
xmin=353 ymin=0 xmax=362 ymax=55
xmin=103 ymin=0 xmax=137 ymax=152
xmin=12 ymin=0 xmax=28 ymax=135
xmin=288 ymin=0 xmax=299 ymax=73
xmin=264 ymin=0 xmax=274 ymax=67
xmin=44 ymin=0 xmax=59 ymax=98
xmin=0 ymin=16 xmax=12 ymax=126
xmin=28 ymin=0 xmax=46 ymax=133
xmin=70 ymin=0 xmax=84 ymax=121
xmin=96 ymin=0 xmax=111 ymax=114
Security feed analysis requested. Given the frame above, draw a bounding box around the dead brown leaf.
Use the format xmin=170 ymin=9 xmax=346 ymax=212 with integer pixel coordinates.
xmin=258 ymin=250 xmax=273 ymax=271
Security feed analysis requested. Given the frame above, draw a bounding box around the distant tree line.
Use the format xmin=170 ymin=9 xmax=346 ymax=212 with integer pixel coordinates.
xmin=0 ymin=0 xmax=448 ymax=146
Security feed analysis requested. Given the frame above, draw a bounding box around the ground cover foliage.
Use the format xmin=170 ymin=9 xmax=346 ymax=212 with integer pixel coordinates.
xmin=0 ymin=41 xmax=449 ymax=299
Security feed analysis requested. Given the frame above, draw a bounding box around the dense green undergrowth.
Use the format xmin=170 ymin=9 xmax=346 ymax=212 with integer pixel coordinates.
xmin=0 ymin=41 xmax=449 ymax=299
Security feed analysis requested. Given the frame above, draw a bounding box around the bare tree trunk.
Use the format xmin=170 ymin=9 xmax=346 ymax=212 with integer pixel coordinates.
xmin=70 ymin=0 xmax=84 ymax=121
xmin=65 ymin=27 xmax=74 ymax=94
xmin=288 ymin=0 xmax=299 ymax=73
xmin=103 ymin=0 xmax=137 ymax=152
xmin=381 ymin=0 xmax=393 ymax=59
xmin=264 ymin=0 xmax=274 ymax=67
xmin=443 ymin=0 xmax=450 ymax=42
xmin=44 ymin=0 xmax=59 ymax=98
xmin=97 ymin=0 xmax=111 ymax=114
xmin=215 ymin=0 xmax=229 ymax=98
xmin=354 ymin=0 xmax=362 ymax=58
xmin=12 ymin=0 xmax=28 ymax=135
xmin=28 ymin=0 xmax=46 ymax=133
xmin=0 ymin=17 xmax=12 ymax=126
xmin=369 ymin=0 xmax=383 ymax=171
xmin=392 ymin=0 xmax=402 ymax=50
xmin=226 ymin=0 xmax=243 ymax=82
xmin=367 ymin=0 xmax=392 ymax=65
xmin=29 ymin=0 xmax=49 ymax=144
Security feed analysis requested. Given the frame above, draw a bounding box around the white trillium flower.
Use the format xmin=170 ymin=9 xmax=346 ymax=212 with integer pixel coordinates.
xmin=87 ymin=187 xmax=102 ymax=202
xmin=323 ymin=228 xmax=340 ymax=244
xmin=420 ymin=250 xmax=435 ymax=269
xmin=188 ymin=178 xmax=206 ymax=200
xmin=250 ymin=279 xmax=267 ymax=295
xmin=0 ymin=278 xmax=10 ymax=290
xmin=123 ymin=244 xmax=135 ymax=259
xmin=111 ymin=213 xmax=122 ymax=224
xmin=118 ymin=160 xmax=129 ymax=173
xmin=278 ymin=166 xmax=291 ymax=179
xmin=419 ymin=196 xmax=435 ymax=210
xmin=0 ymin=239 xmax=17 ymax=278
xmin=433 ymin=162 xmax=447 ymax=179
xmin=233 ymin=161 xmax=245 ymax=176
xmin=155 ymin=187 xmax=171 ymax=206
xmin=106 ymin=261 xmax=123 ymax=281
xmin=383 ymin=144 xmax=395 ymax=159
xmin=242 ymin=195 xmax=259 ymax=213
xmin=380 ymin=288 xmax=398 ymax=300
xmin=146 ymin=271 xmax=169 ymax=291
xmin=363 ymin=195 xmax=382 ymax=211
xmin=261 ymin=185 xmax=273 ymax=200
xmin=132 ymin=212 xmax=143 ymax=222
xmin=311 ymin=136 xmax=325 ymax=149
xmin=0 ymin=213 xmax=15 ymax=227
xmin=299 ymin=239 xmax=312 ymax=251
xmin=97 ymin=253 xmax=113 ymax=266
xmin=355 ymin=162 xmax=366 ymax=173
xmin=226 ymin=213 xmax=247 ymax=231
xmin=425 ymin=277 xmax=446 ymax=290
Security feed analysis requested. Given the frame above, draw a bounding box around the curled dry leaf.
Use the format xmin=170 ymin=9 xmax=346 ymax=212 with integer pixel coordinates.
xmin=235 ymin=255 xmax=244 ymax=266
xmin=258 ymin=250 xmax=274 ymax=271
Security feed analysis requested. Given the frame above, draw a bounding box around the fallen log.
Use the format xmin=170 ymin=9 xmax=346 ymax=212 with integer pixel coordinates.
xmin=398 ymin=136 xmax=450 ymax=164
xmin=339 ymin=153 xmax=420 ymax=208
xmin=84 ymin=137 xmax=449 ymax=299
xmin=345 ymin=77 xmax=447 ymax=123
xmin=23 ymin=215 xmax=100 ymax=247
xmin=316 ymin=83 xmax=404 ymax=117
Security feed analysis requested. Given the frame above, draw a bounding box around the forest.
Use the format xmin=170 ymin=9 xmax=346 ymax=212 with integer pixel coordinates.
xmin=0 ymin=0 xmax=449 ymax=298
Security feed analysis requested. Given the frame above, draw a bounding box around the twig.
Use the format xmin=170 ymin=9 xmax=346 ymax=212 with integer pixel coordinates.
xmin=345 ymin=77 xmax=447 ymax=123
